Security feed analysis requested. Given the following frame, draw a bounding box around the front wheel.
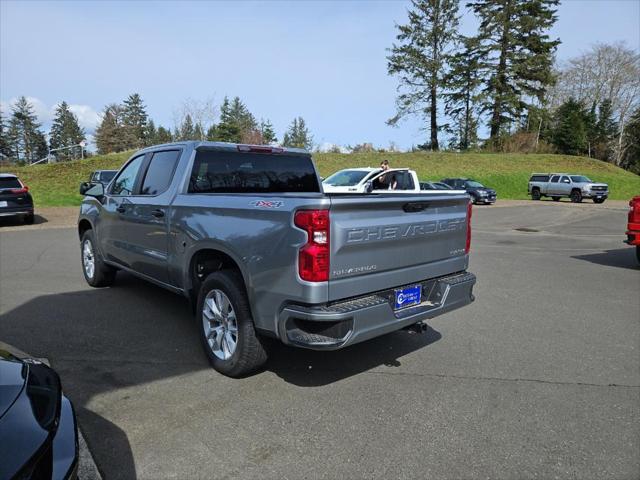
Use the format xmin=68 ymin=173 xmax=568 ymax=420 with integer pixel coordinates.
xmin=81 ymin=230 xmax=116 ymax=287
xmin=570 ymin=190 xmax=582 ymax=203
xmin=593 ymin=197 xmax=606 ymax=204
xmin=197 ymin=270 xmax=268 ymax=377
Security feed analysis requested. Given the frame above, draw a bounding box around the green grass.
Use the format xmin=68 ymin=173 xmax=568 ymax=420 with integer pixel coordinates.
xmin=3 ymin=150 xmax=639 ymax=206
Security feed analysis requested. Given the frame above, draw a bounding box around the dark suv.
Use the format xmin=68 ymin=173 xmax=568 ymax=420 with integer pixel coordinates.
xmin=0 ymin=173 xmax=34 ymax=224
xmin=441 ymin=178 xmax=497 ymax=205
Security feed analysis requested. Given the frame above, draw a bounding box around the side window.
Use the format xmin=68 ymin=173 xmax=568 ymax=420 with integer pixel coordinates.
xmin=550 ymin=175 xmax=560 ymax=183
xmin=110 ymin=156 xmax=145 ymax=196
xmin=140 ymin=150 xmax=181 ymax=195
xmin=561 ymin=176 xmax=570 ymax=184
xmin=91 ymin=172 xmax=99 ymax=182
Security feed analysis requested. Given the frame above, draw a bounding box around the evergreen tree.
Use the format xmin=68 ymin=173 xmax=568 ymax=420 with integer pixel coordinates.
xmin=620 ymin=107 xmax=640 ymax=173
xmin=122 ymin=93 xmax=148 ymax=148
xmin=156 ymin=125 xmax=173 ymax=144
xmin=215 ymin=96 xmax=259 ymax=143
xmin=144 ymin=119 xmax=157 ymax=146
xmin=206 ymin=124 xmax=218 ymax=141
xmin=177 ymin=114 xmax=195 ymax=140
xmin=282 ymin=117 xmax=313 ymax=150
xmin=260 ymin=119 xmax=277 ymax=144
xmin=467 ymin=0 xmax=560 ymax=143
xmin=193 ymin=122 xmax=205 ymax=141
xmin=215 ymin=97 xmax=239 ymax=142
xmin=95 ymin=104 xmax=130 ymax=154
xmin=7 ymin=96 xmax=47 ymax=162
xmin=0 ymin=109 xmax=11 ymax=159
xmin=444 ymin=36 xmax=482 ymax=150
xmin=552 ymin=98 xmax=587 ymax=155
xmin=594 ymin=99 xmax=618 ymax=160
xmin=49 ymin=101 xmax=86 ymax=161
xmin=387 ymin=0 xmax=460 ymax=151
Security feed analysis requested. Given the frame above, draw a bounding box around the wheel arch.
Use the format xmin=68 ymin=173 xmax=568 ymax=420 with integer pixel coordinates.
xmin=78 ymin=218 xmax=93 ymax=240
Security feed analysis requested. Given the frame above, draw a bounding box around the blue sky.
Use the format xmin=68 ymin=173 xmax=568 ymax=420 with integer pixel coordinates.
xmin=1 ymin=0 xmax=639 ymax=150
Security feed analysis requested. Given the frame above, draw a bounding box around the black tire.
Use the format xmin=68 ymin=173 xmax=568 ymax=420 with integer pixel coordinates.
xmin=24 ymin=213 xmax=34 ymax=224
xmin=593 ymin=197 xmax=606 ymax=204
xmin=636 ymin=245 xmax=640 ymax=264
xmin=570 ymin=190 xmax=582 ymax=203
xmin=80 ymin=230 xmax=116 ymax=287
xmin=531 ymin=189 xmax=541 ymax=201
xmin=552 ymin=196 xmax=561 ymax=202
xmin=197 ymin=270 xmax=268 ymax=377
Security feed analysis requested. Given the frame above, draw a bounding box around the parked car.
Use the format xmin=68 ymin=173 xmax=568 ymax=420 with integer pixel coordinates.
xmin=441 ymin=178 xmax=497 ymax=204
xmin=420 ymin=181 xmax=453 ymax=190
xmin=322 ymin=167 xmax=424 ymax=193
xmin=80 ymin=169 xmax=118 ymax=195
xmin=528 ymin=173 xmax=609 ymax=203
xmin=625 ymin=196 xmax=640 ymax=263
xmin=0 ymin=173 xmax=34 ymax=224
xmin=78 ymin=142 xmax=476 ymax=377
xmin=0 ymin=349 xmax=78 ymax=479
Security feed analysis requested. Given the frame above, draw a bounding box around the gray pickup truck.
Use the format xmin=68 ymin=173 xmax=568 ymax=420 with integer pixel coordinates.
xmin=78 ymin=142 xmax=476 ymax=376
xmin=528 ymin=173 xmax=609 ymax=203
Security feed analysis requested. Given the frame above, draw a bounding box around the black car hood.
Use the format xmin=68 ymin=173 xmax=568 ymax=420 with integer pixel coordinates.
xmin=0 ymin=354 xmax=27 ymax=418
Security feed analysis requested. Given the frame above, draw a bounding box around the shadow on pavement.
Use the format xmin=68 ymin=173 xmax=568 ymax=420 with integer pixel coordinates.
xmin=0 ymin=213 xmax=48 ymax=227
xmin=572 ymin=247 xmax=639 ymax=270
xmin=0 ymin=271 xmax=442 ymax=476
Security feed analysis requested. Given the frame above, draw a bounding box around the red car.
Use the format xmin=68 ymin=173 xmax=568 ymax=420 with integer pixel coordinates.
xmin=625 ymin=196 xmax=640 ymax=263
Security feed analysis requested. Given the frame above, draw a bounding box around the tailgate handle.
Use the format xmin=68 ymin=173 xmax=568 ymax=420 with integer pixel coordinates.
xmin=403 ymin=202 xmax=429 ymax=213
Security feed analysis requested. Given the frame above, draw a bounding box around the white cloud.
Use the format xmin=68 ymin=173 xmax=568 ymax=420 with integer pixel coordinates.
xmin=0 ymin=96 xmax=100 ymax=131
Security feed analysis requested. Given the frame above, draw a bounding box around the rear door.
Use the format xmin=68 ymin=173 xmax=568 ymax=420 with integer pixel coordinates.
xmin=327 ymin=193 xmax=469 ymax=300
xmin=548 ymin=175 xmax=561 ymax=195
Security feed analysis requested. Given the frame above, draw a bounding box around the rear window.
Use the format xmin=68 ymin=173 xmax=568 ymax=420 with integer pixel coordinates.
xmin=189 ymin=150 xmax=320 ymax=193
xmin=0 ymin=177 xmax=22 ymax=189
xmin=530 ymin=175 xmax=549 ymax=182
xmin=101 ymin=171 xmax=117 ymax=182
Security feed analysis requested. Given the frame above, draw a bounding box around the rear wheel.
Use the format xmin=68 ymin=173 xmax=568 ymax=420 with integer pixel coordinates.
xmin=81 ymin=230 xmax=116 ymax=287
xmin=552 ymin=196 xmax=561 ymax=202
xmin=197 ymin=270 xmax=268 ymax=377
xmin=570 ymin=190 xmax=582 ymax=203
xmin=636 ymin=246 xmax=639 ymax=264
xmin=24 ymin=213 xmax=34 ymax=224
xmin=531 ymin=189 xmax=541 ymax=201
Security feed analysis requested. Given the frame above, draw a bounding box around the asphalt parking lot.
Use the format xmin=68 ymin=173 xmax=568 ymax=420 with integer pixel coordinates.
xmin=1 ymin=201 xmax=638 ymax=479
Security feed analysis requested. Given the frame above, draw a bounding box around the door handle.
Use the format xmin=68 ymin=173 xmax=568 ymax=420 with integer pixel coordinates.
xmin=116 ymin=206 xmax=126 ymax=213
xmin=151 ymin=209 xmax=165 ymax=218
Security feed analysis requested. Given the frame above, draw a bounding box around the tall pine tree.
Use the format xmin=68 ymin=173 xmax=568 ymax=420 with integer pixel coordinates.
xmin=122 ymin=93 xmax=148 ymax=149
xmin=387 ymin=0 xmax=460 ymax=151
xmin=552 ymin=98 xmax=587 ymax=155
xmin=7 ymin=96 xmax=46 ymax=163
xmin=260 ymin=119 xmax=277 ymax=144
xmin=444 ymin=36 xmax=482 ymax=150
xmin=282 ymin=117 xmax=313 ymax=150
xmin=95 ymin=104 xmax=130 ymax=154
xmin=468 ymin=0 xmax=560 ymax=144
xmin=0 ymin=109 xmax=11 ymax=159
xmin=49 ymin=101 xmax=86 ymax=161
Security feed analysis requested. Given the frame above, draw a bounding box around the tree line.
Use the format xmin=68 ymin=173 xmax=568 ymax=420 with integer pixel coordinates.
xmin=0 ymin=97 xmax=86 ymax=163
xmin=0 ymin=93 xmax=314 ymax=164
xmin=388 ymin=0 xmax=639 ymax=172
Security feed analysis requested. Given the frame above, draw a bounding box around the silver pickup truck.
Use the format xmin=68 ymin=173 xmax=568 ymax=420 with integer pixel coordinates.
xmin=528 ymin=173 xmax=609 ymax=203
xmin=78 ymin=142 xmax=476 ymax=376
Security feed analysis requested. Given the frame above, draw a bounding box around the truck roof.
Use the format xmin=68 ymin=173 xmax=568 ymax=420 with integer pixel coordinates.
xmin=135 ymin=141 xmax=311 ymax=156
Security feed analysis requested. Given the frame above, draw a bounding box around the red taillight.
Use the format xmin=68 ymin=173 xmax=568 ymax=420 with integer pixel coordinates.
xmin=10 ymin=187 xmax=28 ymax=194
xmin=465 ymin=201 xmax=473 ymax=254
xmin=629 ymin=197 xmax=640 ymax=224
xmin=294 ymin=209 xmax=330 ymax=282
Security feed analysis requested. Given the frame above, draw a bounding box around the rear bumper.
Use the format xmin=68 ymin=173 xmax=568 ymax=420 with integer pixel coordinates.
xmin=0 ymin=207 xmax=33 ymax=217
xmin=624 ymin=228 xmax=640 ymax=246
xmin=278 ymin=271 xmax=476 ymax=350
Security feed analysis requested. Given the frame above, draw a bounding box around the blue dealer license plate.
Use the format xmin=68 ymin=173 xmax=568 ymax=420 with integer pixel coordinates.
xmin=394 ymin=285 xmax=422 ymax=310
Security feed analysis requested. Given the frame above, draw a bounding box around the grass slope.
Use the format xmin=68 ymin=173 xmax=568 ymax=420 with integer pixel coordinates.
xmin=3 ymin=150 xmax=639 ymax=207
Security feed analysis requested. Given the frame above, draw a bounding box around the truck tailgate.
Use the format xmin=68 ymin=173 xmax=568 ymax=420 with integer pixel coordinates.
xmin=328 ymin=193 xmax=470 ymax=301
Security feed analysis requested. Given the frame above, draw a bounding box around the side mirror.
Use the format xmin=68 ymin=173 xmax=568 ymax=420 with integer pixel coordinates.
xmin=79 ymin=182 xmax=92 ymax=195
xmin=364 ymin=181 xmax=374 ymax=193
xmin=82 ymin=182 xmax=105 ymax=198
